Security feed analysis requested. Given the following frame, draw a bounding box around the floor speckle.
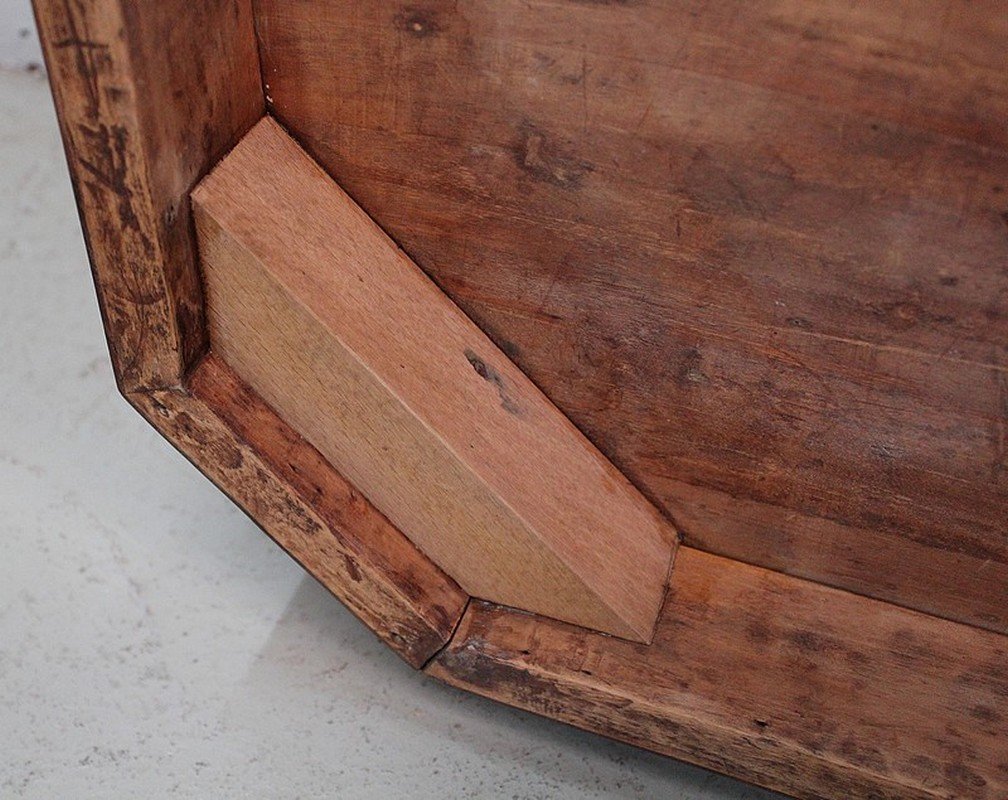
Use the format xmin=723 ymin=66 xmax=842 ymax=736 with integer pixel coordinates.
xmin=0 ymin=68 xmax=781 ymax=799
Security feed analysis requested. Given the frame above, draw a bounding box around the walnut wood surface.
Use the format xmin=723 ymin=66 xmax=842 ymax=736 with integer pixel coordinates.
xmin=254 ymin=0 xmax=1008 ymax=633
xmin=192 ymin=118 xmax=676 ymax=641
xmin=429 ymin=546 xmax=1008 ymax=800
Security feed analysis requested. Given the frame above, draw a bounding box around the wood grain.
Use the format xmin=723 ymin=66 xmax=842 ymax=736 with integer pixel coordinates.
xmin=192 ymin=118 xmax=677 ymax=641
xmin=429 ymin=547 xmax=1008 ymax=800
xmin=33 ymin=0 xmax=469 ymax=667
xmin=254 ymin=0 xmax=1008 ymax=633
xmin=136 ymin=355 xmax=468 ymax=667
xmin=36 ymin=3 xmax=1008 ymax=796
xmin=33 ymin=0 xmax=263 ymax=390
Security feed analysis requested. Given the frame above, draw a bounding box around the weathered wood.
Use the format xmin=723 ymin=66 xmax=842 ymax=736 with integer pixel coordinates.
xmin=33 ymin=0 xmax=263 ymax=390
xmin=35 ymin=2 xmax=1008 ymax=797
xmin=428 ymin=547 xmax=1008 ymax=800
xmin=33 ymin=0 xmax=469 ymax=667
xmin=135 ymin=355 xmax=468 ymax=667
xmin=192 ymin=118 xmax=677 ymax=641
xmin=255 ymin=0 xmax=1008 ymax=633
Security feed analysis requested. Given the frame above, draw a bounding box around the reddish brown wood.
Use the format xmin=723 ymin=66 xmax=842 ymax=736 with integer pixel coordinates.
xmin=33 ymin=1 xmax=1008 ymax=797
xmin=254 ymin=0 xmax=1008 ymax=633
xmin=33 ymin=0 xmax=469 ymax=666
xmin=182 ymin=355 xmax=468 ymax=665
xmin=191 ymin=118 xmax=675 ymax=641
xmin=429 ymin=547 xmax=1008 ymax=800
xmin=34 ymin=0 xmax=263 ymax=390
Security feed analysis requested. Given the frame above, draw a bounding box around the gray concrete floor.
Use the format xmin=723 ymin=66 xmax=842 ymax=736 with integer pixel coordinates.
xmin=0 ymin=67 xmax=783 ymax=799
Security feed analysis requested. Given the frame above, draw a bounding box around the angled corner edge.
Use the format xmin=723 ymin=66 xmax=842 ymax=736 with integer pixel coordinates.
xmin=121 ymin=355 xmax=469 ymax=669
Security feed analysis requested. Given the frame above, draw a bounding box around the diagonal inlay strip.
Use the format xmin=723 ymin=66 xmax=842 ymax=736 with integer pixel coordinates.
xmin=191 ymin=117 xmax=677 ymax=642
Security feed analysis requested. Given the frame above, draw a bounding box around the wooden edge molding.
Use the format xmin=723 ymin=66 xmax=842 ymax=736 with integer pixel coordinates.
xmin=132 ymin=354 xmax=468 ymax=667
xmin=427 ymin=548 xmax=1008 ymax=800
xmin=33 ymin=1 xmax=1008 ymax=797
xmin=33 ymin=0 xmax=263 ymax=391
xmin=31 ymin=0 xmax=469 ymax=666
xmin=190 ymin=117 xmax=677 ymax=642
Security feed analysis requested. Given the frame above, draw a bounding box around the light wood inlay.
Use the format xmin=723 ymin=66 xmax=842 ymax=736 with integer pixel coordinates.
xmin=192 ymin=118 xmax=677 ymax=641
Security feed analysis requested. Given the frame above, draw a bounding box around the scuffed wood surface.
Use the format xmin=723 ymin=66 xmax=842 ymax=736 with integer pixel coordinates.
xmin=255 ymin=0 xmax=1008 ymax=633
xmin=192 ymin=118 xmax=675 ymax=641
xmin=133 ymin=355 xmax=467 ymax=667
xmin=33 ymin=0 xmax=470 ymax=671
xmin=34 ymin=0 xmax=263 ymax=390
xmin=34 ymin=2 xmax=1008 ymax=795
xmin=429 ymin=547 xmax=1008 ymax=800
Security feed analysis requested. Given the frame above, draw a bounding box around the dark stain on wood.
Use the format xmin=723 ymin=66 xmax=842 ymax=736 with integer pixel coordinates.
xmin=54 ymin=0 xmax=105 ymax=118
xmin=76 ymin=123 xmax=144 ymax=237
xmin=969 ymin=704 xmax=1001 ymax=724
xmin=394 ymin=7 xmax=441 ymax=38
xmin=514 ymin=122 xmax=594 ymax=190
xmin=676 ymin=347 xmax=708 ymax=388
xmin=464 ymin=348 xmax=522 ymax=416
xmin=343 ymin=553 xmax=362 ymax=582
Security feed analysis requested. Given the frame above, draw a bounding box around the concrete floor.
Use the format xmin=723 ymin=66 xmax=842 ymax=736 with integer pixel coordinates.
xmin=0 ymin=67 xmax=782 ymax=799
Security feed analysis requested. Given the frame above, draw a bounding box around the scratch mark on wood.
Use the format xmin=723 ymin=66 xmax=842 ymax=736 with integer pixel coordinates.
xmin=464 ymin=348 xmax=523 ymax=416
xmin=58 ymin=0 xmax=105 ymax=119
